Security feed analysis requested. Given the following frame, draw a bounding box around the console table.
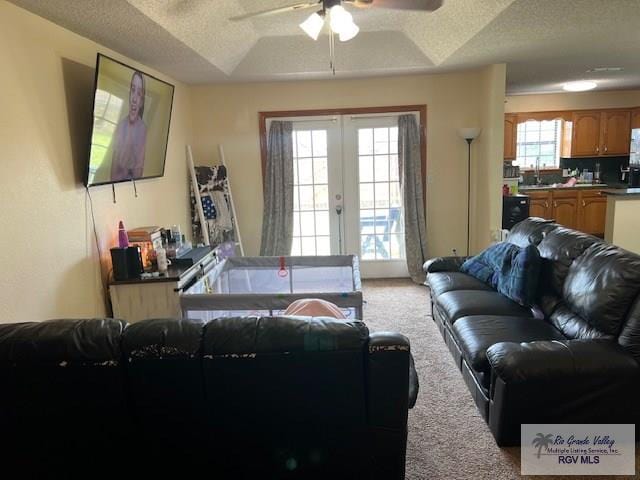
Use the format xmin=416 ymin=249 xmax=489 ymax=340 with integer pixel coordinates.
xmin=109 ymin=248 xmax=216 ymax=323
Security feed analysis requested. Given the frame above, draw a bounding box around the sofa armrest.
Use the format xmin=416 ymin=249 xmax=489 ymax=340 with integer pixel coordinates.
xmin=367 ymin=332 xmax=412 ymax=428
xmin=487 ymin=339 xmax=640 ymax=383
xmin=486 ymin=339 xmax=640 ymax=446
xmin=423 ymin=256 xmax=469 ymax=273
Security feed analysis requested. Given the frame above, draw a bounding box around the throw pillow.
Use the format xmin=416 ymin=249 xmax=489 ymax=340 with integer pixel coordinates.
xmin=461 ymin=242 xmax=541 ymax=307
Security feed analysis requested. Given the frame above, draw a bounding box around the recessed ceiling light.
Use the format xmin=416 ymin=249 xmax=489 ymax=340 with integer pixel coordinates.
xmin=563 ymin=81 xmax=598 ymax=92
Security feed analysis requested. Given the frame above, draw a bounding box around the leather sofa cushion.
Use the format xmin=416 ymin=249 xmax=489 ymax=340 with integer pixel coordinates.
xmin=453 ymin=316 xmax=565 ymax=381
xmin=427 ymin=272 xmax=493 ymax=297
xmin=203 ymin=316 xmax=369 ymax=355
xmin=435 ymin=291 xmax=533 ymax=324
xmin=619 ymin=296 xmax=640 ymax=361
xmin=564 ymin=243 xmax=640 ymax=338
xmin=0 ymin=318 xmax=126 ymax=363
xmin=547 ymin=303 xmax=614 ymax=341
xmin=121 ymin=317 xmax=206 ymax=359
xmin=506 ymin=217 xmax=557 ymax=248
xmin=536 ymin=227 xmax=599 ymax=296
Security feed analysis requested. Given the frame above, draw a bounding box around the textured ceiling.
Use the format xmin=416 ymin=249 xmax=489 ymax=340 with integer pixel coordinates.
xmin=9 ymin=0 xmax=640 ymax=93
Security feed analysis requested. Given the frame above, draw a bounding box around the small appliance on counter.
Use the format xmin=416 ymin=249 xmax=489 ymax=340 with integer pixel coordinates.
xmin=629 ymin=128 xmax=640 ymax=187
xmin=502 ymin=195 xmax=530 ymax=230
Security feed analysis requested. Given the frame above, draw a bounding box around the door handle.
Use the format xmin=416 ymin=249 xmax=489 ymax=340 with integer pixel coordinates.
xmin=553 ymin=201 xmax=558 ymax=208
xmin=604 ymin=145 xmax=608 ymax=153
xmin=582 ymin=200 xmax=586 ymax=207
xmin=544 ymin=201 xmax=549 ymax=208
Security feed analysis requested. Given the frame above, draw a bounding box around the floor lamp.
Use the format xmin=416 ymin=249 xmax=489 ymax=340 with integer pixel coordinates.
xmin=458 ymin=128 xmax=481 ymax=256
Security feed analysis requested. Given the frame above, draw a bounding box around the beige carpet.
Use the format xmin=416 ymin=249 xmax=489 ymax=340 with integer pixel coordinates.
xmin=361 ymin=279 xmax=639 ymax=480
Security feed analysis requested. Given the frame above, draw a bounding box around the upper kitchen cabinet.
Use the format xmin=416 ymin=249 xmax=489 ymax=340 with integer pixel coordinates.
xmin=569 ymin=109 xmax=631 ymax=157
xmin=571 ymin=111 xmax=602 ymax=156
xmin=504 ymin=114 xmax=517 ymax=160
xmin=631 ymin=108 xmax=640 ymax=129
xmin=601 ymin=110 xmax=631 ymax=155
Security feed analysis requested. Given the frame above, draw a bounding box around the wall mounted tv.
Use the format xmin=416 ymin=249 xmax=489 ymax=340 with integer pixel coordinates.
xmin=86 ymin=54 xmax=175 ymax=187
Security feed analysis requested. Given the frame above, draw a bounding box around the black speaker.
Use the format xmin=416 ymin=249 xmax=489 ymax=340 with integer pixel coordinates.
xmin=126 ymin=246 xmax=143 ymax=278
xmin=110 ymin=248 xmax=129 ymax=281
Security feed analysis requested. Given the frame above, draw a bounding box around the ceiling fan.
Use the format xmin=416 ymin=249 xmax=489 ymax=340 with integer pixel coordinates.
xmin=230 ymin=1 xmax=443 ymax=39
xmin=230 ymin=0 xmax=443 ymax=74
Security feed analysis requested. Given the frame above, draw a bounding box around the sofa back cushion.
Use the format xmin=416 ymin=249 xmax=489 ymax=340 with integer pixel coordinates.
xmin=536 ymin=227 xmax=599 ymax=297
xmin=121 ymin=318 xmax=208 ymax=449
xmin=507 ymin=217 xmax=557 ymax=248
xmin=201 ymin=316 xmax=370 ymax=475
xmin=0 ymin=319 xmax=130 ymax=470
xmin=563 ymin=243 xmax=640 ymax=339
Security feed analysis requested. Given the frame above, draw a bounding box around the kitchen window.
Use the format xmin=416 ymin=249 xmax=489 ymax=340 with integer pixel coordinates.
xmin=515 ymin=119 xmax=563 ymax=170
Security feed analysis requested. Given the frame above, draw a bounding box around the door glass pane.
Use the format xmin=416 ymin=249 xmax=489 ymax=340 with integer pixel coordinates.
xmin=357 ymin=126 xmax=405 ymax=260
xmin=291 ymin=128 xmax=331 ymax=256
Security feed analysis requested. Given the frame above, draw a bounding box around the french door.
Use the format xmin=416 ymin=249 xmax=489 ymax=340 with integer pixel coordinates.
xmin=268 ymin=112 xmax=415 ymax=278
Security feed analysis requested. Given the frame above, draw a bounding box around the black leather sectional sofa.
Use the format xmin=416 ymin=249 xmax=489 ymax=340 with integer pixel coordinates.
xmin=425 ymin=217 xmax=640 ymax=446
xmin=0 ymin=316 xmax=415 ymax=479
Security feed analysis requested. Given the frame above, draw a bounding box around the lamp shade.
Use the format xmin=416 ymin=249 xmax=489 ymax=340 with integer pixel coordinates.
xmin=458 ymin=127 xmax=481 ymax=140
xmin=300 ymin=12 xmax=324 ymax=40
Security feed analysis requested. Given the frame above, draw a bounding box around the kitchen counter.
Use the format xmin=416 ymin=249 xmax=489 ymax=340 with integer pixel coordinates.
xmin=602 ymin=188 xmax=640 ymax=196
xmin=519 ymin=183 xmax=608 ymax=191
xmin=604 ymin=190 xmax=640 ymax=255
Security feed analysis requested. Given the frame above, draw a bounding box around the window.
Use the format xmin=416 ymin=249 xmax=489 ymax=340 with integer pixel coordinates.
xmin=357 ymin=126 xmax=405 ymax=260
xmin=291 ymin=129 xmax=331 ymax=256
xmin=515 ymin=119 xmax=562 ymax=170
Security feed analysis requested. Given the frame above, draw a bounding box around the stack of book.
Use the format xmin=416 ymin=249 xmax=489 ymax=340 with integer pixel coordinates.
xmin=127 ymin=226 xmax=162 ymax=269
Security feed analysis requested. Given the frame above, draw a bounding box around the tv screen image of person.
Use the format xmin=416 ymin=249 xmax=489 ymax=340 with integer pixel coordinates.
xmin=86 ymin=54 xmax=175 ymax=186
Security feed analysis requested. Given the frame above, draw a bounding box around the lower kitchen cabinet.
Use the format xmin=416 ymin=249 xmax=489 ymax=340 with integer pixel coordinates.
xmin=524 ymin=188 xmax=606 ymax=235
xmin=551 ymin=190 xmax=579 ymax=230
xmin=578 ymin=190 xmax=607 ymax=235
xmin=527 ymin=191 xmax=553 ymax=219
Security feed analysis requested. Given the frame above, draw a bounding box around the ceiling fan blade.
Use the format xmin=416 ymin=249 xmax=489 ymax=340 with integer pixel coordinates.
xmin=229 ymin=2 xmax=320 ymax=21
xmin=348 ymin=0 xmax=443 ymax=11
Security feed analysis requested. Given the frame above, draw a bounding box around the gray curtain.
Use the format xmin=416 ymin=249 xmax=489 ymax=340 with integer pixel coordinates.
xmin=260 ymin=120 xmax=294 ymax=256
xmin=398 ymin=114 xmax=428 ymax=283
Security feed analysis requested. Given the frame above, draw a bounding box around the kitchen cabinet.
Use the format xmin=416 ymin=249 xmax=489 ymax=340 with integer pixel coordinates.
xmin=578 ymin=190 xmax=607 ymax=235
xmin=632 ymin=108 xmax=640 ymax=129
xmin=551 ymin=190 xmax=579 ymax=229
xmin=527 ymin=190 xmax=553 ymax=219
xmin=525 ymin=188 xmax=606 ymax=234
xmin=571 ymin=111 xmax=602 ymax=156
xmin=601 ymin=110 xmax=631 ymax=155
xmin=504 ymin=114 xmax=517 ymax=160
xmin=569 ymin=109 xmax=631 ymax=157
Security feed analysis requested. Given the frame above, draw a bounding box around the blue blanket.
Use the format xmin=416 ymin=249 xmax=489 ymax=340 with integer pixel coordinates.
xmin=460 ymin=242 xmax=541 ymax=307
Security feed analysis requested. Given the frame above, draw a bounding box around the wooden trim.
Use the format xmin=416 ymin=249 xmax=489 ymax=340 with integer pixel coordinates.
xmin=515 ymin=111 xmax=572 ymax=122
xmin=259 ymin=105 xmax=428 ymax=195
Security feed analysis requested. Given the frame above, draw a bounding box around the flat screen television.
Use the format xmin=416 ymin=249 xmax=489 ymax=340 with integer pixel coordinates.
xmin=86 ymin=54 xmax=175 ymax=187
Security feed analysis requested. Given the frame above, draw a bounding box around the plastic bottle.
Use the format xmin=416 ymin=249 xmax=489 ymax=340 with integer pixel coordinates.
xmin=156 ymin=245 xmax=168 ymax=273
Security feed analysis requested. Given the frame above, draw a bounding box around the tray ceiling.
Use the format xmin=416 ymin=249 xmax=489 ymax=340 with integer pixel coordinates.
xmin=9 ymin=0 xmax=640 ymax=93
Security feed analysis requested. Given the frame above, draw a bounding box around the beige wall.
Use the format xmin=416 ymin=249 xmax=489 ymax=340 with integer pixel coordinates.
xmin=474 ymin=64 xmax=507 ymax=253
xmin=190 ymin=67 xmax=505 ymax=258
xmin=605 ymin=196 xmax=640 ymax=255
xmin=0 ymin=2 xmax=193 ymax=322
xmin=506 ymin=89 xmax=640 ymax=112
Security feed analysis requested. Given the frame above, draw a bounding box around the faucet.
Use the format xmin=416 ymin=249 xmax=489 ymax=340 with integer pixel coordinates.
xmin=534 ymin=156 xmax=542 ymax=185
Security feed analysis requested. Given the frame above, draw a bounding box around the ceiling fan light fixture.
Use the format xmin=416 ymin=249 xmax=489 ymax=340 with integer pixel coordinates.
xmin=338 ymin=21 xmax=359 ymax=41
xmin=300 ymin=11 xmax=324 ymax=40
xmin=329 ymin=5 xmax=352 ymax=33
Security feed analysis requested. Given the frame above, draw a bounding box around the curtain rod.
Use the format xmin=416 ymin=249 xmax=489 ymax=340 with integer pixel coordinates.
xmin=350 ymin=113 xmax=418 ymax=120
